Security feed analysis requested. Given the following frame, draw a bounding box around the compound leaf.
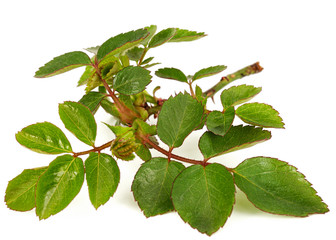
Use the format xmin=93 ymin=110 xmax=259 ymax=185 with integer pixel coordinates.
xmin=148 ymin=28 xmax=176 ymax=48
xmin=97 ymin=28 xmax=149 ymax=61
xmin=132 ymin=158 xmax=185 ymax=217
xmin=113 ymin=66 xmax=152 ymax=95
xmin=220 ymin=84 xmax=262 ymax=110
xmin=169 ymin=28 xmax=206 ymax=42
xmin=236 ymin=102 xmax=285 ymax=128
xmin=172 ymin=163 xmax=235 ymax=236
xmin=192 ymin=65 xmax=227 ymax=81
xmin=206 ymin=107 xmax=235 ymax=136
xmin=155 ymin=67 xmax=188 ymax=83
xmin=157 ymin=93 xmax=204 ymax=148
xmin=35 ymin=155 xmax=84 ymax=220
xmin=199 ymin=125 xmax=271 ymax=159
xmin=35 ymin=51 xmax=91 ymax=78
xmin=233 ymin=157 xmax=329 ymax=216
xmin=5 ymin=167 xmax=48 ymax=211
xmin=59 ymin=101 xmax=97 ymax=146
xmin=85 ymin=152 xmax=120 ymax=209
xmin=15 ymin=122 xmax=72 ymax=154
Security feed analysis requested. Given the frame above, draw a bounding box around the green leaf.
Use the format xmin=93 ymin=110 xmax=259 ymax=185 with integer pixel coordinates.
xmin=148 ymin=28 xmax=176 ymax=48
xmin=169 ymin=28 xmax=206 ymax=42
xmin=199 ymin=125 xmax=271 ymax=159
xmin=78 ymin=65 xmax=96 ymax=87
xmin=220 ymin=84 xmax=262 ymax=110
xmin=192 ymin=65 xmax=227 ymax=81
xmin=59 ymin=101 xmax=97 ymax=146
xmin=140 ymin=56 xmax=154 ymax=65
xmin=35 ymin=51 xmax=91 ymax=78
xmin=236 ymin=102 xmax=285 ymax=128
xmin=97 ymin=28 xmax=149 ymax=61
xmin=157 ymin=93 xmax=204 ymax=148
xmin=155 ymin=67 xmax=188 ymax=83
xmin=113 ymin=66 xmax=152 ymax=95
xmin=15 ymin=122 xmax=72 ymax=154
xmin=233 ymin=157 xmax=329 ymax=216
xmin=85 ymin=46 xmax=100 ymax=55
xmin=36 ymin=155 xmax=84 ymax=219
xmin=172 ymin=163 xmax=235 ymax=236
xmin=78 ymin=91 xmax=106 ymax=114
xmin=206 ymin=107 xmax=235 ymax=136
xmin=135 ymin=142 xmax=152 ymax=161
xmin=141 ymin=25 xmax=157 ymax=46
xmin=85 ymin=152 xmax=120 ymax=209
xmin=5 ymin=167 xmax=48 ymax=211
xmin=132 ymin=158 xmax=185 ymax=217
xmin=126 ymin=47 xmax=145 ymax=61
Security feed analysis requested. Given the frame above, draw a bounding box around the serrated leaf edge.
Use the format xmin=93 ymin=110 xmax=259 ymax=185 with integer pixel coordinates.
xmin=232 ymin=156 xmax=329 ymax=217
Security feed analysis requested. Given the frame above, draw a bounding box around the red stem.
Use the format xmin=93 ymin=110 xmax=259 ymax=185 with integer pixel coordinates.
xmin=142 ymin=137 xmax=207 ymax=166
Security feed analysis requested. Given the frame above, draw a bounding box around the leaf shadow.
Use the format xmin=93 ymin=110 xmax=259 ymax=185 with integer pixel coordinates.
xmin=233 ymin=189 xmax=264 ymax=215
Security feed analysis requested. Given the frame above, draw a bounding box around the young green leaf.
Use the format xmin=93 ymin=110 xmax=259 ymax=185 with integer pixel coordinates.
xmin=97 ymin=28 xmax=149 ymax=61
xmin=172 ymin=163 xmax=235 ymax=236
xmin=78 ymin=91 xmax=106 ymax=114
xmin=5 ymin=167 xmax=48 ymax=211
xmin=141 ymin=25 xmax=157 ymax=46
xmin=169 ymin=28 xmax=206 ymax=42
xmin=192 ymin=65 xmax=227 ymax=81
xmin=59 ymin=101 xmax=97 ymax=146
xmin=132 ymin=158 xmax=185 ymax=217
xmin=148 ymin=28 xmax=176 ymax=48
xmin=85 ymin=152 xmax=120 ymax=209
xmin=157 ymin=93 xmax=204 ymax=148
xmin=236 ymin=102 xmax=285 ymax=128
xmin=220 ymin=84 xmax=262 ymax=110
xmin=155 ymin=67 xmax=188 ymax=83
xmin=206 ymin=107 xmax=235 ymax=136
xmin=126 ymin=47 xmax=145 ymax=61
xmin=233 ymin=157 xmax=329 ymax=216
xmin=199 ymin=125 xmax=271 ymax=159
xmin=77 ymin=65 xmax=96 ymax=87
xmin=35 ymin=51 xmax=91 ymax=78
xmin=36 ymin=155 xmax=84 ymax=220
xmin=15 ymin=122 xmax=72 ymax=154
xmin=135 ymin=142 xmax=152 ymax=161
xmin=113 ymin=66 xmax=152 ymax=95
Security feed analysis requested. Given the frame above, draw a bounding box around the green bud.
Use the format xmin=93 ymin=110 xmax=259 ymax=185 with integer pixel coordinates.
xmin=110 ymin=130 xmax=140 ymax=161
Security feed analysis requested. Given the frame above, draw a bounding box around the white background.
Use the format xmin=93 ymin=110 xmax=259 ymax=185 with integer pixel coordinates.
xmin=1 ymin=0 xmax=335 ymax=239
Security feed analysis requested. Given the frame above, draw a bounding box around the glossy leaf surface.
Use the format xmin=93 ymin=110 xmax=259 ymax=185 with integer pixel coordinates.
xmin=155 ymin=67 xmax=188 ymax=83
xmin=15 ymin=122 xmax=72 ymax=154
xmin=113 ymin=66 xmax=152 ymax=95
xmin=97 ymin=28 xmax=149 ymax=61
xmin=236 ymin=103 xmax=284 ymax=128
xmin=132 ymin=158 xmax=185 ymax=217
xmin=157 ymin=93 xmax=204 ymax=148
xmin=85 ymin=153 xmax=120 ymax=209
xmin=192 ymin=65 xmax=227 ymax=81
xmin=172 ymin=163 xmax=235 ymax=236
xmin=199 ymin=125 xmax=271 ymax=159
xmin=233 ymin=157 xmax=329 ymax=216
xmin=35 ymin=51 xmax=91 ymax=78
xmin=36 ymin=155 xmax=84 ymax=219
xmin=59 ymin=101 xmax=97 ymax=146
xmin=206 ymin=107 xmax=235 ymax=136
xmin=220 ymin=84 xmax=262 ymax=110
xmin=148 ymin=28 xmax=176 ymax=48
xmin=5 ymin=167 xmax=47 ymax=211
